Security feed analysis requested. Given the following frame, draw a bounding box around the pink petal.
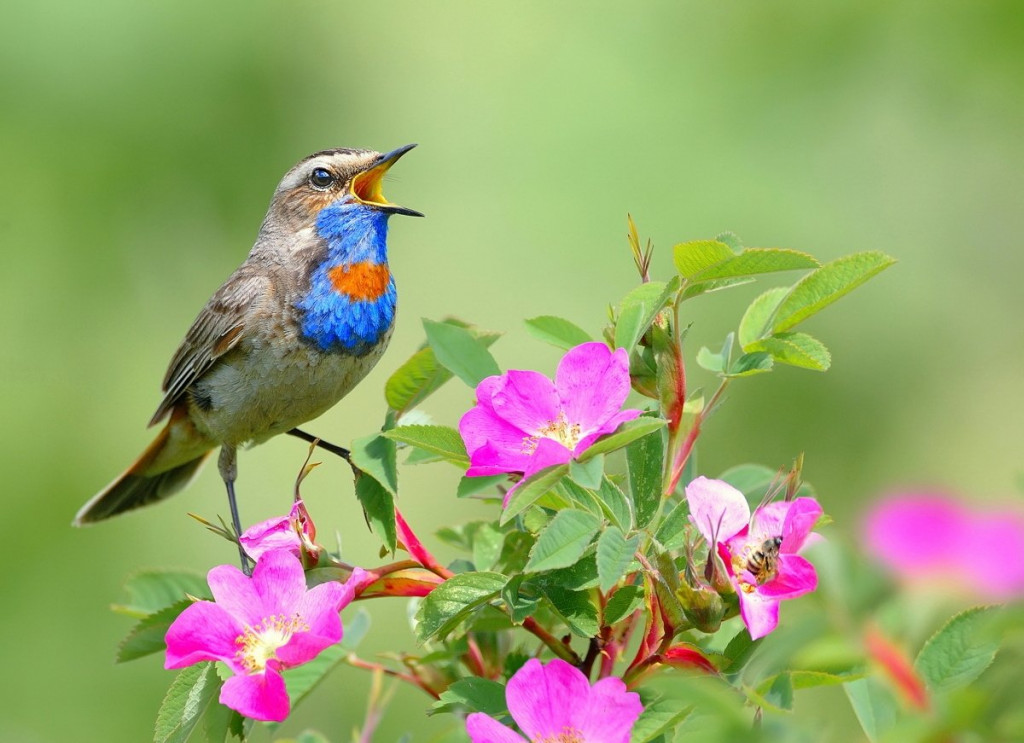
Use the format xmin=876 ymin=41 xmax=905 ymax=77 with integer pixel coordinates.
xmin=206 ymin=564 xmax=264 ymax=627
xmin=491 ymin=370 xmax=562 ymax=434
xmin=738 ymin=589 xmax=780 ymax=640
xmin=967 ymin=514 xmax=1024 ymax=600
xmin=574 ymin=675 xmax=643 ymax=742
xmin=556 ymin=343 xmax=633 ymax=432
xmin=472 ymin=375 xmax=506 ymax=414
xmin=506 ymin=658 xmax=588 ymax=738
xmin=220 ymin=668 xmax=290 ymax=722
xmin=759 ymin=554 xmax=818 ymax=599
xmin=573 ymin=408 xmax=643 ymax=456
xmin=459 ymin=407 xmax=534 ymax=472
xmin=465 ymin=713 xmax=527 ymax=743
xmin=865 ymin=494 xmax=967 ymax=573
xmin=749 ymin=501 xmax=788 ymax=543
xmin=523 ymin=437 xmax=574 ymax=478
xmin=251 ymin=550 xmax=307 ymax=614
xmin=239 ymin=515 xmax=301 ymax=561
xmin=164 ymin=601 xmax=243 ymax=670
xmin=780 ymin=498 xmax=823 ymax=553
xmin=685 ymin=477 xmax=750 ymax=544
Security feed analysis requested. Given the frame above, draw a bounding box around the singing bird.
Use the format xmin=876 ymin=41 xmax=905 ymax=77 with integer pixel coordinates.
xmin=74 ymin=145 xmax=421 ymax=546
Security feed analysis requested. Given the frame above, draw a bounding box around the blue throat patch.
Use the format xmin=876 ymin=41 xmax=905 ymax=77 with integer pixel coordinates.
xmin=297 ymin=203 xmax=396 ymax=354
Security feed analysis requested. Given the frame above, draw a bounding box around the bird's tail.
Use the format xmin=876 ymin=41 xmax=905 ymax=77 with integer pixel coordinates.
xmin=73 ymin=408 xmax=213 ymax=526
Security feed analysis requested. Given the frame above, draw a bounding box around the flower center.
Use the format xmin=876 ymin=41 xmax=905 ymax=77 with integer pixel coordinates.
xmin=535 ymin=413 xmax=583 ymax=451
xmin=534 ymin=729 xmax=585 ymax=743
xmin=235 ymin=613 xmax=310 ymax=673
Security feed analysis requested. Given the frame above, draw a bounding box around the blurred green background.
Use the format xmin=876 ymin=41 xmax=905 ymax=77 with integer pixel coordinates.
xmin=2 ymin=1 xmax=1022 ymax=740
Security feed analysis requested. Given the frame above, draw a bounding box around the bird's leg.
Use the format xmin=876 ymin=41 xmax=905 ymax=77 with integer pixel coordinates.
xmin=287 ymin=427 xmax=351 ymax=461
xmin=218 ymin=444 xmax=251 ymax=576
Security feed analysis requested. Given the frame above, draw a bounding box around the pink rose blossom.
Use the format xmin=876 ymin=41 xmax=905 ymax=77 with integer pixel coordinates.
xmin=865 ymin=492 xmax=1024 ymax=601
xmin=239 ymin=500 xmax=318 ymax=562
xmin=685 ymin=476 xmax=821 ymax=640
xmin=459 ymin=342 xmax=642 ymax=505
xmin=466 ymin=658 xmax=642 ymax=743
xmin=164 ymin=550 xmax=363 ymax=721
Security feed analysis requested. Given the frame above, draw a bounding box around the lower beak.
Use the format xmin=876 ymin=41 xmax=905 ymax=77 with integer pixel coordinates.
xmin=351 ymin=144 xmax=424 ymax=217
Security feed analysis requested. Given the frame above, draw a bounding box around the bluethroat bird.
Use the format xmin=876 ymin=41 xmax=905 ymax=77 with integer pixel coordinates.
xmin=74 ymin=145 xmax=422 ymax=565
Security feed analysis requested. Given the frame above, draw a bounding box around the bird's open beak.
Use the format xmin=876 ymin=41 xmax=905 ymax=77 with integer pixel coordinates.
xmin=351 ymin=143 xmax=424 ymax=217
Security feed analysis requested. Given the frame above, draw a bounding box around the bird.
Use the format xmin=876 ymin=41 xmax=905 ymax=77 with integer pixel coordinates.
xmin=74 ymin=144 xmax=422 ymax=565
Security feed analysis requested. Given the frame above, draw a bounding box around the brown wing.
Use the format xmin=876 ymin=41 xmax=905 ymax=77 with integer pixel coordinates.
xmin=149 ymin=268 xmax=271 ymax=426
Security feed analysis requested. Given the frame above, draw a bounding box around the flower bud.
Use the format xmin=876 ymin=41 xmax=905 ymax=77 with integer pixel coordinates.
xmin=675 ymin=579 xmax=726 ymax=634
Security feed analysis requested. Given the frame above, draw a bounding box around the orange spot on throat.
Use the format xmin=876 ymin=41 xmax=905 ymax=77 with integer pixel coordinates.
xmin=328 ymin=261 xmax=391 ymax=301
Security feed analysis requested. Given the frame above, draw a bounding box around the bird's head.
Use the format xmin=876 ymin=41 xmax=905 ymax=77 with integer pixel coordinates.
xmin=264 ymin=145 xmax=423 ymax=235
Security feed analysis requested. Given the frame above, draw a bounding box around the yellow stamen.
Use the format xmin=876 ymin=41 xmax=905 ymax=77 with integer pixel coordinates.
xmin=235 ymin=613 xmax=309 ymax=673
xmin=534 ymin=729 xmax=585 ymax=743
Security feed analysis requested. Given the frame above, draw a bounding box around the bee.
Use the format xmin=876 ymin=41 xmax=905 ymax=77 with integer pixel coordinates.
xmin=744 ymin=536 xmax=784 ymax=585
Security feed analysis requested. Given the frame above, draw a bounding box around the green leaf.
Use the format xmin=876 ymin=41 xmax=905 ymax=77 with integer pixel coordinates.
xmin=653 ymin=499 xmax=689 ymax=551
xmin=354 ymin=474 xmax=396 ymax=554
xmin=524 ymin=315 xmax=593 ymax=350
xmin=679 ymin=276 xmax=756 ymax=302
xmin=431 ymin=677 xmax=508 ymax=717
xmin=596 ymin=526 xmax=640 ymax=592
xmin=726 ymin=351 xmax=773 ymax=377
xmin=117 ymin=600 xmax=190 ymax=663
xmin=154 ymin=662 xmax=223 ymax=743
xmin=542 ymin=586 xmax=600 ymax=637
xmin=690 ymin=247 xmax=819 ymax=283
xmin=604 ymin=584 xmax=644 ymax=625
xmin=541 ymin=552 xmax=600 ymax=591
xmin=457 ymin=474 xmax=506 ymax=499
xmin=415 ymin=572 xmax=507 ymax=641
xmin=471 ymin=523 xmax=505 ymax=571
xmin=113 ymin=570 xmax=210 ymax=618
xmin=500 ymin=464 xmax=570 ymax=525
xmin=382 ymin=424 xmax=469 ymax=467
xmin=626 ymin=430 xmax=663 ymax=529
xmin=423 ymin=318 xmax=501 ymax=387
xmin=673 ymin=240 xmax=735 ymax=278
xmin=721 ymin=628 xmax=762 ymax=679
xmin=349 ymin=433 xmax=398 ymax=496
xmin=502 ymin=576 xmax=542 ymax=624
xmin=524 ymin=509 xmax=601 ymax=573
xmin=915 ymin=605 xmax=1001 ymax=694
xmin=557 ymin=479 xmax=605 ymax=518
xmin=595 ymin=476 xmax=633 ymax=530
xmin=613 ymin=280 xmax=675 ymax=351
xmin=569 ymin=454 xmax=605 ymax=490
xmin=577 ymin=417 xmax=667 ymax=462
xmin=696 ymin=333 xmax=733 ymax=375
xmin=771 ymin=251 xmax=896 ymax=333
xmin=747 ymin=332 xmax=831 ymax=371
xmin=630 ymin=697 xmax=692 ymax=743
xmin=844 ymin=677 xmax=898 ymax=743
xmin=738 ymin=287 xmax=789 ymax=348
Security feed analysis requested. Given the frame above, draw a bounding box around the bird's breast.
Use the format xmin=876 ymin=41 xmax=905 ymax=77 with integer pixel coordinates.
xmin=296 ymin=259 xmax=396 ymax=354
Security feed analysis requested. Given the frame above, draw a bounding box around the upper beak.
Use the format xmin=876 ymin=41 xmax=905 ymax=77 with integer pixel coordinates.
xmin=351 ymin=143 xmax=424 ymax=217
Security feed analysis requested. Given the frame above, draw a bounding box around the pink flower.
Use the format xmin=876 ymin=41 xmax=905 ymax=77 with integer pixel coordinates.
xmin=239 ymin=500 xmax=318 ymax=563
xmin=685 ymin=476 xmax=821 ymax=640
xmin=459 ymin=342 xmax=642 ymax=505
xmin=864 ymin=492 xmax=1024 ymax=601
xmin=466 ymin=658 xmax=642 ymax=743
xmin=164 ymin=550 xmax=363 ymax=722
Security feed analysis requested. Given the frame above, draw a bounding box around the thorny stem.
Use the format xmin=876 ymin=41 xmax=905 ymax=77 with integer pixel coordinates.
xmin=345 ymin=655 xmax=440 ymax=700
xmin=463 ymin=636 xmax=488 ymax=678
xmin=523 ymin=616 xmax=580 ymax=664
xmin=395 ymin=508 xmax=454 ymax=580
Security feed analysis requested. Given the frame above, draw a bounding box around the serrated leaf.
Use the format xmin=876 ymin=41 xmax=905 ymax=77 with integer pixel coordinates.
xmin=653 ymin=499 xmax=689 ymax=551
xmin=117 ymin=600 xmax=190 ymax=663
xmin=738 ymin=287 xmax=789 ymax=348
xmin=501 ymin=464 xmax=570 ymax=525
xmin=540 ymin=552 xmax=600 ymax=591
xmin=630 ymin=697 xmax=692 ymax=743
xmin=569 ymin=454 xmax=605 ymax=490
xmin=604 ymin=584 xmax=644 ymax=625
xmin=747 ymin=332 xmax=831 ymax=371
xmin=597 ymin=526 xmax=640 ymax=592
xmin=113 ymin=570 xmax=210 ymax=618
xmin=457 ymin=474 xmax=506 ymax=499
xmin=696 ymin=333 xmax=733 ymax=375
xmin=502 ymin=575 xmax=542 ymax=624
xmin=690 ymin=248 xmax=819 ymax=283
xmin=431 ymin=677 xmax=509 ymax=716
xmin=349 ymin=434 xmax=398 ymax=496
xmin=423 ymin=319 xmax=501 ymax=387
xmin=915 ymin=605 xmax=1000 ymax=694
xmin=595 ymin=475 xmax=633 ymax=530
xmin=524 ymin=315 xmax=593 ymax=350
xmin=613 ymin=280 xmax=675 ymax=351
xmin=154 ymin=662 xmax=223 ymax=743
xmin=679 ymin=276 xmax=756 ymax=302
xmin=471 ymin=523 xmax=505 ymax=571
xmin=557 ymin=479 xmax=605 ymax=518
xmin=722 ymin=628 xmax=763 ymax=679
xmin=542 ymin=586 xmax=600 ymax=637
xmin=524 ymin=509 xmax=601 ymax=573
xmin=772 ymin=251 xmax=896 ymax=333
xmin=415 ymin=572 xmax=507 ymax=641
xmin=577 ymin=418 xmax=667 ymax=462
xmin=382 ymin=424 xmax=469 ymax=467
xmin=673 ymin=240 xmax=735 ymax=278
xmin=626 ymin=430 xmax=663 ymax=529
xmin=726 ymin=351 xmax=773 ymax=377
xmin=844 ymin=677 xmax=898 ymax=743
xmin=354 ymin=474 xmax=396 ymax=554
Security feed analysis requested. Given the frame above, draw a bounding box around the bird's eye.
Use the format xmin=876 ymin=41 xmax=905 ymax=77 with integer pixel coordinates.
xmin=309 ymin=168 xmax=335 ymax=189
